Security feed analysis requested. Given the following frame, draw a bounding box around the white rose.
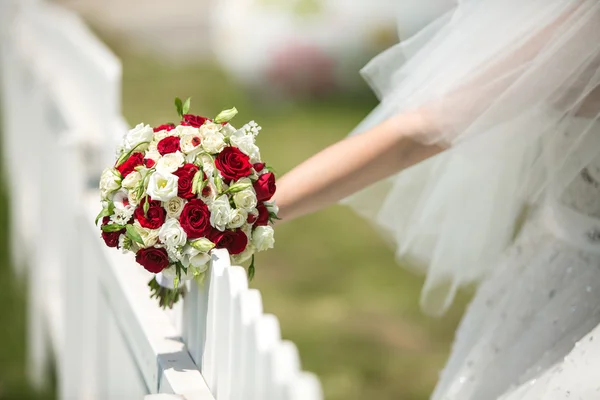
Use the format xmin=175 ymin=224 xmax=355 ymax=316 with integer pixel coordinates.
xmin=158 ymin=218 xmax=187 ymax=249
xmin=134 ymin=222 xmax=160 ymax=248
xmin=227 ymin=208 xmax=247 ymax=229
xmin=180 ymin=132 xmax=203 ymax=155
xmin=174 ymin=125 xmax=200 ymax=137
xmin=252 ymin=225 xmax=275 ymax=252
xmin=99 ymin=168 xmax=122 ymax=200
xmin=202 ymin=131 xmax=226 ymax=154
xmin=123 ymin=123 xmax=153 ymax=151
xmin=233 ymin=189 xmax=257 ymax=211
xmin=155 ymin=151 xmax=184 ymax=174
xmin=122 ymin=171 xmax=142 ymax=190
xmin=156 ymin=130 xmax=171 ymax=142
xmin=209 ymin=194 xmax=232 ymax=231
xmin=145 ymin=149 xmax=160 ymax=163
xmin=199 ymin=122 xmax=222 ymax=136
xmin=146 ymin=171 xmax=179 ymax=202
xmin=230 ymin=131 xmax=260 ymax=162
xmin=165 ymin=197 xmax=186 ymax=218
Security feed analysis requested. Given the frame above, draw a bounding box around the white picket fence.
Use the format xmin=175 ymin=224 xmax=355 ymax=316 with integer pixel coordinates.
xmin=0 ymin=1 xmax=323 ymax=399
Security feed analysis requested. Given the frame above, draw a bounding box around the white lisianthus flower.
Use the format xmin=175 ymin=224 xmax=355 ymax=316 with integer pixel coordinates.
xmin=100 ymin=168 xmax=122 ymax=200
xmin=123 ymin=123 xmax=153 ymax=151
xmin=200 ymin=179 xmax=218 ymax=205
xmin=134 ymin=221 xmax=160 ymax=248
xmin=122 ymin=170 xmax=142 ymax=190
xmin=158 ymin=218 xmax=187 ymax=249
xmin=181 ymin=245 xmax=211 ymax=272
xmin=146 ymin=171 xmax=179 ymax=202
xmin=180 ymin=132 xmax=203 ymax=155
xmin=202 ymin=131 xmax=226 ymax=154
xmin=233 ymin=188 xmax=258 ymax=211
xmin=252 ymin=225 xmax=275 ymax=252
xmin=220 ymin=123 xmax=237 ymax=137
xmin=209 ymin=195 xmax=232 ymax=231
xmin=110 ymin=190 xmax=135 ymax=224
xmin=200 ymin=154 xmax=215 ymax=176
xmin=165 ymin=197 xmax=186 ymax=218
xmin=230 ymin=131 xmax=260 ymax=162
xmin=228 ymin=208 xmax=247 ymax=229
xmin=155 ymin=151 xmax=184 ymax=174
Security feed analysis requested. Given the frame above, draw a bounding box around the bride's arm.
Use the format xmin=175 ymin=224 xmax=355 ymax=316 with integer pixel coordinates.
xmin=272 ymin=110 xmax=443 ymax=221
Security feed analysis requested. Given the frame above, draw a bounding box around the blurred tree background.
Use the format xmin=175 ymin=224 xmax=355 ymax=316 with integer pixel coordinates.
xmin=0 ymin=1 xmax=470 ymax=399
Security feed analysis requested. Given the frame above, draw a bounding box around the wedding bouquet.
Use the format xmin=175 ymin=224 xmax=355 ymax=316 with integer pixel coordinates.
xmin=96 ymin=98 xmax=278 ymax=308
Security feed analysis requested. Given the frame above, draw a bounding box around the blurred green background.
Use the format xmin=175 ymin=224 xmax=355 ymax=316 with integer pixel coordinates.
xmin=0 ymin=10 xmax=469 ymax=400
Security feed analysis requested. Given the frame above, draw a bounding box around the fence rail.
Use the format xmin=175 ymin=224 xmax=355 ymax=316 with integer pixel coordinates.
xmin=0 ymin=1 xmax=323 ymax=399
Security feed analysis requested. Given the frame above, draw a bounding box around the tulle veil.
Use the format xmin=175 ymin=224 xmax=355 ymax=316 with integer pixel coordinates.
xmin=343 ymin=0 xmax=600 ymax=315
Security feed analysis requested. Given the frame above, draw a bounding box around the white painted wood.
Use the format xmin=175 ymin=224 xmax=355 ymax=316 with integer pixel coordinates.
xmin=0 ymin=1 xmax=324 ymax=399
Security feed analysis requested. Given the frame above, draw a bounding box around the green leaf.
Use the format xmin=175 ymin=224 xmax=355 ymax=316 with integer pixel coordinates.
xmin=95 ymin=208 xmax=111 ymax=226
xmin=248 ymin=255 xmax=256 ymax=281
xmin=125 ymin=224 xmax=144 ymax=245
xmin=174 ymin=97 xmax=183 ymax=118
xmin=214 ymin=107 xmax=238 ymax=124
xmin=101 ymin=223 xmax=126 ymax=232
xmin=182 ymin=97 xmax=191 ymax=115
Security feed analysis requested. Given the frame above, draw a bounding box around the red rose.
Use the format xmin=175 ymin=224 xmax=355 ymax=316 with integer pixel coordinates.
xmin=209 ymin=229 xmax=248 ymax=255
xmin=134 ymin=198 xmax=166 ymax=229
xmin=145 ymin=158 xmax=156 ymax=168
xmin=157 ymin=136 xmax=181 ymax=155
xmin=173 ymin=163 xmax=199 ymax=199
xmin=253 ymin=172 xmax=276 ymax=202
xmin=255 ymin=203 xmax=270 ymax=226
xmin=116 ymin=152 xmax=144 ymax=178
xmin=100 ymin=217 xmax=124 ymax=248
xmin=180 ymin=199 xmax=212 ymax=239
xmin=135 ymin=247 xmax=169 ymax=273
xmin=253 ymin=163 xmax=265 ymax=172
xmin=153 ymin=123 xmax=175 ymax=132
xmin=215 ymin=147 xmax=253 ymax=182
xmin=182 ymin=114 xmax=210 ymax=128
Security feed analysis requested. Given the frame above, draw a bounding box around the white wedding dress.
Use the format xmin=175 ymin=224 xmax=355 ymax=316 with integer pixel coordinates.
xmin=343 ymin=0 xmax=600 ymax=398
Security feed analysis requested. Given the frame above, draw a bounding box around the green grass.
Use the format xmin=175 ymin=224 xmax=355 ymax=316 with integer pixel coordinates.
xmin=116 ymin=51 xmax=469 ymax=400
